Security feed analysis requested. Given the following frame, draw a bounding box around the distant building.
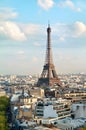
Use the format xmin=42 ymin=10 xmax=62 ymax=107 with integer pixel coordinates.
xmin=15 ymin=105 xmax=33 ymax=119
xmin=0 ymin=89 xmax=6 ymax=96
xmin=30 ymin=88 xmax=44 ymax=98
xmin=10 ymin=89 xmax=37 ymax=121
xmin=35 ymin=100 xmax=57 ymax=119
xmin=72 ymin=103 xmax=86 ymax=118
xmin=35 ymin=99 xmax=71 ymax=121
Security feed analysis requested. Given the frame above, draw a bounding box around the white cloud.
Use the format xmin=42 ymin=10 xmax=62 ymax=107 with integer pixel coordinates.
xmin=21 ymin=24 xmax=43 ymax=35
xmin=17 ymin=50 xmax=25 ymax=55
xmin=0 ymin=7 xmax=18 ymax=20
xmin=0 ymin=7 xmax=26 ymax=41
xmin=33 ymin=42 xmax=41 ymax=46
xmin=0 ymin=20 xmax=45 ymax=42
xmin=38 ymin=0 xmax=54 ymax=10
xmin=73 ymin=21 xmax=86 ymax=37
xmin=59 ymin=36 xmax=65 ymax=42
xmin=0 ymin=19 xmax=86 ymax=42
xmin=20 ymin=23 xmax=45 ymax=41
xmin=19 ymin=21 xmax=86 ymax=41
xmin=0 ymin=21 xmax=26 ymax=41
xmin=58 ymin=0 xmax=81 ymax=12
xmin=53 ymin=21 xmax=86 ymax=39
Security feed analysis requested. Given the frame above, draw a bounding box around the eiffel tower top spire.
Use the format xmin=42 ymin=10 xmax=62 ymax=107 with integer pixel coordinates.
xmin=47 ymin=22 xmax=51 ymax=32
xmin=45 ymin=23 xmax=53 ymax=65
xmin=48 ymin=20 xmax=50 ymax=27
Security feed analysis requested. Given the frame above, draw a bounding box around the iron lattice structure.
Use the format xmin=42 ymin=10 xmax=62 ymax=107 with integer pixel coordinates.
xmin=37 ymin=25 xmax=62 ymax=87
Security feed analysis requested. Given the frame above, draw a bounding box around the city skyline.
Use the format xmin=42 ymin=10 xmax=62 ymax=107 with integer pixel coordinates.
xmin=0 ymin=0 xmax=86 ymax=75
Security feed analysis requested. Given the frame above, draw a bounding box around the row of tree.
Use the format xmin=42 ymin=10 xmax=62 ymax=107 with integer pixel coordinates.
xmin=0 ymin=96 xmax=10 ymax=130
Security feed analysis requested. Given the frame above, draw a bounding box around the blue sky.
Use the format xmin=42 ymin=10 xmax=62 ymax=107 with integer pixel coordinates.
xmin=0 ymin=0 xmax=86 ymax=75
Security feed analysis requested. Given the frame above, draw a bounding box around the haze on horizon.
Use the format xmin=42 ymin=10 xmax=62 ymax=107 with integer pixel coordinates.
xmin=0 ymin=0 xmax=86 ymax=75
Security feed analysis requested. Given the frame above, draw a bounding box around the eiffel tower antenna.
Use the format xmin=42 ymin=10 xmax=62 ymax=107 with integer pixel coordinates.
xmin=48 ymin=20 xmax=50 ymax=27
xmin=37 ymin=24 xmax=62 ymax=87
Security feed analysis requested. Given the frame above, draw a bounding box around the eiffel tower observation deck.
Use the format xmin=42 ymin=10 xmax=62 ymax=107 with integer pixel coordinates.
xmin=37 ymin=24 xmax=62 ymax=87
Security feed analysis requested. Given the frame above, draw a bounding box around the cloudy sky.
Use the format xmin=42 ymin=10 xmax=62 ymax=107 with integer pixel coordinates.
xmin=0 ymin=0 xmax=86 ymax=75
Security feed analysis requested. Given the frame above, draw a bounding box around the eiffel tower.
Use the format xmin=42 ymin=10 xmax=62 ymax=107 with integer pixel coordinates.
xmin=37 ymin=24 xmax=62 ymax=87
